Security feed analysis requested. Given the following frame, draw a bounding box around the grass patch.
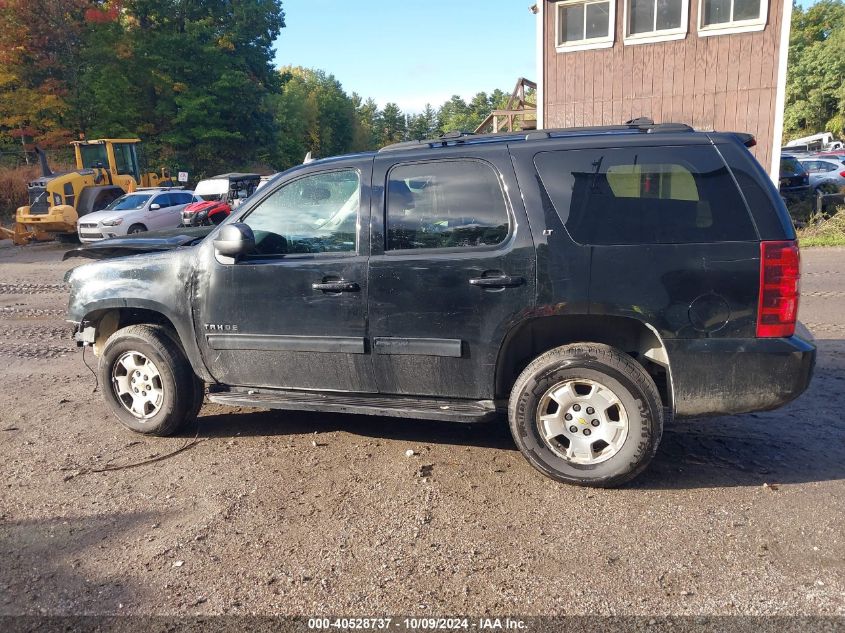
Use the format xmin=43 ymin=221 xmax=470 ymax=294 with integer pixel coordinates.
xmin=797 ymin=207 xmax=845 ymax=247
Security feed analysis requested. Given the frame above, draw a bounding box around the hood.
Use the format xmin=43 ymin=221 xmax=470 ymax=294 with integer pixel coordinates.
xmin=63 ymin=226 xmax=214 ymax=261
xmin=183 ymin=200 xmax=228 ymax=215
xmin=78 ymin=210 xmax=125 ymax=225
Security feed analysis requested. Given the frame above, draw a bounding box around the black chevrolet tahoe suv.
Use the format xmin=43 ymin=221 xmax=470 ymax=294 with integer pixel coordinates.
xmin=67 ymin=121 xmax=816 ymax=487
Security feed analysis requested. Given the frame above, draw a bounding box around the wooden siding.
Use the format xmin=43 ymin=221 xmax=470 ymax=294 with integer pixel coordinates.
xmin=542 ymin=0 xmax=784 ymax=173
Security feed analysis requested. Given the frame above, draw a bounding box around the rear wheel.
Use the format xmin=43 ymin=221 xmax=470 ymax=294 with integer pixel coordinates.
xmin=99 ymin=325 xmax=200 ymax=436
xmin=127 ymin=223 xmax=147 ymax=234
xmin=508 ymin=343 xmax=663 ymax=487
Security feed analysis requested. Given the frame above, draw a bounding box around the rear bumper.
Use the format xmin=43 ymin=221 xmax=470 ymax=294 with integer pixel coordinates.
xmin=666 ymin=326 xmax=816 ymax=418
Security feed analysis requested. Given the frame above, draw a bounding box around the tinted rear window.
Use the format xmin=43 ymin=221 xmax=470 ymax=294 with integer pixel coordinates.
xmin=534 ymin=145 xmax=757 ymax=245
xmin=780 ymin=157 xmax=804 ymax=176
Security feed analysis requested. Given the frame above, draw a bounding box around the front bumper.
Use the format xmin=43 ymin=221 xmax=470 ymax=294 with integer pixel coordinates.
xmin=666 ymin=326 xmax=816 ymax=418
xmin=17 ymin=205 xmax=78 ymax=233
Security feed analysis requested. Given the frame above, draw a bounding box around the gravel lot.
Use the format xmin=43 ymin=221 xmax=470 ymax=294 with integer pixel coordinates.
xmin=0 ymin=243 xmax=843 ymax=617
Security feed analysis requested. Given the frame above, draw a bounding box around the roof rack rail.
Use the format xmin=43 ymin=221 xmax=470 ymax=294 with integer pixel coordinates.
xmin=377 ymin=119 xmax=694 ymax=153
xmin=379 ymin=130 xmax=481 ymax=153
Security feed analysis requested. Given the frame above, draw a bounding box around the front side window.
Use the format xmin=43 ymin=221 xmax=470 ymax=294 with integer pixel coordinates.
xmin=699 ymin=0 xmax=767 ymax=34
xmin=242 ymin=169 xmax=360 ymax=256
xmin=626 ymin=0 xmax=688 ymax=42
xmin=556 ymin=0 xmax=614 ymax=51
xmin=174 ymin=192 xmax=195 ymax=204
xmin=79 ymin=145 xmax=108 ymax=169
xmin=386 ymin=160 xmax=509 ymax=251
xmin=534 ymin=145 xmax=757 ymax=245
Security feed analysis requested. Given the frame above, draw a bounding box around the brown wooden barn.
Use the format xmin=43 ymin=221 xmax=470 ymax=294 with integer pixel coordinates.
xmin=534 ymin=0 xmax=791 ymax=179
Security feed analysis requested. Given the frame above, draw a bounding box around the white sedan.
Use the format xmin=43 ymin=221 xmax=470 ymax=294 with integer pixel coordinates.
xmin=77 ymin=189 xmax=200 ymax=243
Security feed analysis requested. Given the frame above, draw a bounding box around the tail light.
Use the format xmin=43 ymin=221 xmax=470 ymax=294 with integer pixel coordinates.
xmin=757 ymin=240 xmax=800 ymax=338
xmin=840 ymin=171 xmax=845 ymax=178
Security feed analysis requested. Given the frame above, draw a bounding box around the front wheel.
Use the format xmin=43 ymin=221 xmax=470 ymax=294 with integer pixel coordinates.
xmin=508 ymin=343 xmax=663 ymax=487
xmin=99 ymin=325 xmax=200 ymax=435
xmin=127 ymin=224 xmax=147 ymax=234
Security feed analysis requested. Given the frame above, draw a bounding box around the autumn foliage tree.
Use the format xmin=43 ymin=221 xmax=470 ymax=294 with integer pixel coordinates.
xmin=0 ymin=0 xmax=512 ymax=176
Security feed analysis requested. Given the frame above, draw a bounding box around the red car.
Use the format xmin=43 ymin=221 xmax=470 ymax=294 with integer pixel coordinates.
xmin=181 ymin=173 xmax=260 ymax=226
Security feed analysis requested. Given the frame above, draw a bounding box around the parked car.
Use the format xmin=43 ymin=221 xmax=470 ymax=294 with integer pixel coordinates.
xmin=816 ymin=151 xmax=845 ymax=161
xmin=77 ymin=189 xmax=199 ymax=242
xmin=797 ymin=158 xmax=845 ymax=194
xmin=67 ymin=121 xmax=815 ymax=487
xmin=778 ymin=154 xmax=811 ymax=200
xmin=180 ymin=173 xmax=261 ymax=227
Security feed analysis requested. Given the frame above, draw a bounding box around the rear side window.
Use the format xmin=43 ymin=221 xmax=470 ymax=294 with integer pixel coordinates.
xmin=152 ymin=194 xmax=172 ymax=208
xmin=534 ymin=145 xmax=757 ymax=245
xmin=386 ymin=160 xmax=509 ymax=250
xmin=172 ymin=192 xmax=193 ymax=204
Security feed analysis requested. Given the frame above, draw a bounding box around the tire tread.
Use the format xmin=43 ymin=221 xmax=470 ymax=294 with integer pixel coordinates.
xmin=508 ymin=342 xmax=663 ymax=487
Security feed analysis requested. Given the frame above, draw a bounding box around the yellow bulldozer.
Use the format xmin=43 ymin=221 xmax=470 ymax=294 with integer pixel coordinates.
xmin=1 ymin=138 xmax=173 ymax=245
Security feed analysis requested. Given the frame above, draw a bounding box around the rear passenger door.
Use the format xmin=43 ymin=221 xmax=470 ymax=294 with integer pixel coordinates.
xmin=368 ymin=148 xmax=535 ymax=400
xmin=532 ymin=144 xmax=760 ymax=339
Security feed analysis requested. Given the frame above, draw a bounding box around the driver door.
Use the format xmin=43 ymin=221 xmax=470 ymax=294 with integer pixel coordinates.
xmin=194 ymin=159 xmax=376 ymax=392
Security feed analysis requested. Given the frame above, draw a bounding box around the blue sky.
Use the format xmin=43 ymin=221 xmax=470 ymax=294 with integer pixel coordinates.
xmin=273 ymin=0 xmax=537 ymax=113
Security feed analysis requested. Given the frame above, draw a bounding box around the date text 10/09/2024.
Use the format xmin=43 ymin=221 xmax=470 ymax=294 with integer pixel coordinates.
xmin=307 ymin=618 xmax=528 ymax=631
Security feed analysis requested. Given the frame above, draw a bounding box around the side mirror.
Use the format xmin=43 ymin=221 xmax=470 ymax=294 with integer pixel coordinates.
xmin=214 ymin=223 xmax=255 ymax=259
xmin=150 ymin=203 xmax=161 ymax=210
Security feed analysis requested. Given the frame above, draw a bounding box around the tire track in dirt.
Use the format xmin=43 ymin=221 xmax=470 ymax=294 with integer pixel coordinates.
xmin=0 ymin=306 xmax=65 ymax=318
xmin=0 ymin=282 xmax=68 ymax=295
xmin=0 ymin=324 xmax=70 ymax=340
xmin=802 ymin=290 xmax=845 ymax=298
xmin=804 ymin=321 xmax=845 ymax=334
xmin=0 ymin=341 xmax=73 ymax=359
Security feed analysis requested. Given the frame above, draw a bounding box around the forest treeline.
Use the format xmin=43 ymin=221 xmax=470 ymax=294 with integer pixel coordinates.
xmin=0 ymin=0 xmax=513 ymax=176
xmin=1 ymin=0 xmax=841 ymax=178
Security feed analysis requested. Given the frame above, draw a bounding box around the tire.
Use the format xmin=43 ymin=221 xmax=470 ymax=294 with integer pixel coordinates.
xmin=127 ymin=224 xmax=147 ymax=234
xmin=77 ymin=186 xmax=124 ymax=218
xmin=93 ymin=190 xmax=121 ymax=212
xmin=98 ymin=325 xmax=200 ymax=436
xmin=508 ymin=343 xmax=663 ymax=488
xmin=153 ymin=324 xmax=205 ymax=419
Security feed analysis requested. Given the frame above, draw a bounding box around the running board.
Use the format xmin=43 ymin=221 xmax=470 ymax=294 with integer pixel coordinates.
xmin=207 ymin=388 xmax=500 ymax=423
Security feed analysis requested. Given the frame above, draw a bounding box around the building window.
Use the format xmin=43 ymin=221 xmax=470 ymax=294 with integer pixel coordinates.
xmin=698 ymin=0 xmax=768 ymax=36
xmin=624 ymin=0 xmax=689 ymax=44
xmin=555 ymin=0 xmax=615 ymax=52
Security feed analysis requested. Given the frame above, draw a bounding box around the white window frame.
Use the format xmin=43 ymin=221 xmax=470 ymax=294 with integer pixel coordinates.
xmin=555 ymin=0 xmax=616 ymax=53
xmin=623 ymin=0 xmax=689 ymax=45
xmin=698 ymin=0 xmax=768 ymax=37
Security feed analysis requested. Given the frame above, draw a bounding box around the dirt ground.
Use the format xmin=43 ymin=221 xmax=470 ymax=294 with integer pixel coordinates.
xmin=0 ymin=242 xmax=843 ymax=617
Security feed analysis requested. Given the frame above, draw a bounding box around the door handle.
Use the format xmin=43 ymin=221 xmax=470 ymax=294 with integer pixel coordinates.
xmin=312 ymin=280 xmax=360 ymax=292
xmin=469 ymin=274 xmax=525 ymax=289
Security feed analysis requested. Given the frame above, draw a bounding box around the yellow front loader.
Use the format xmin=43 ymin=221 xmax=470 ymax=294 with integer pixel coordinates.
xmin=1 ymin=139 xmax=172 ymax=245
